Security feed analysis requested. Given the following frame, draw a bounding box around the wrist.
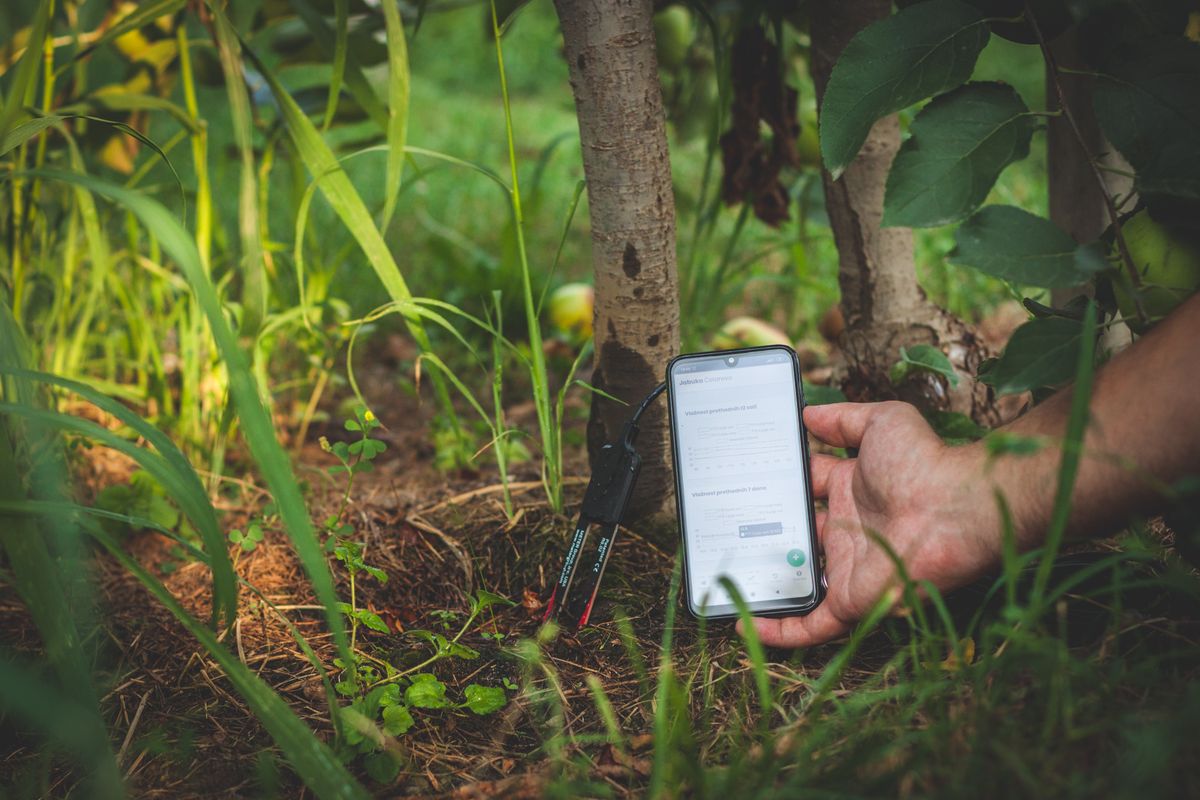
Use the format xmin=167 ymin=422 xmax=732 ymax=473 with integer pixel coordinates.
xmin=910 ymin=441 xmax=1000 ymax=582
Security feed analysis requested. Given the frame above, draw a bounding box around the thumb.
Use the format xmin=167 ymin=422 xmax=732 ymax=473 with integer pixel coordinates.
xmin=803 ymin=402 xmax=885 ymax=449
xmin=736 ymin=609 xmax=849 ymax=648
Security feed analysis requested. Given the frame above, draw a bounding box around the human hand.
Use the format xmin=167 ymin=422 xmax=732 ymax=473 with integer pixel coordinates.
xmin=738 ymin=402 xmax=1002 ymax=648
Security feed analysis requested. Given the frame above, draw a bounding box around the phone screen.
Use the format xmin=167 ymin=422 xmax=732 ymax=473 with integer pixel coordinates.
xmin=668 ymin=346 xmax=818 ymax=617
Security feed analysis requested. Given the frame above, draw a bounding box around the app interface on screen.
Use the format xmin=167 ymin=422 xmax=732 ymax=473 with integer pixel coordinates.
xmin=671 ymin=350 xmax=814 ymax=610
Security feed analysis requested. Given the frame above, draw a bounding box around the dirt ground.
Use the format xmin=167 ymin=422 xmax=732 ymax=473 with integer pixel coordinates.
xmin=1 ymin=304 xmax=1124 ymax=797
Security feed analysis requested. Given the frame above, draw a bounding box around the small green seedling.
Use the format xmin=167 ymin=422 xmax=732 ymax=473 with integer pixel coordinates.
xmin=332 ymin=589 xmax=518 ymax=782
xmin=228 ymin=522 xmax=264 ymax=553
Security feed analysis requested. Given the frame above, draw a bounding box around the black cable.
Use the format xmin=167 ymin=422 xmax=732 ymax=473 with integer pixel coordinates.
xmin=621 ymin=381 xmax=668 ymax=448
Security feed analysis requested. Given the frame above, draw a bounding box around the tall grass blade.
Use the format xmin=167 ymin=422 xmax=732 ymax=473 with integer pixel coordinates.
xmin=0 ymin=0 xmax=52 ymax=140
xmin=323 ymin=0 xmax=348 ymax=130
xmin=717 ymin=576 xmax=773 ymax=720
xmin=0 ymin=656 xmax=123 ymax=797
xmin=287 ymin=0 xmax=387 ymax=129
xmin=88 ymin=525 xmax=369 ymax=800
xmin=380 ymin=0 xmax=410 ymax=228
xmin=238 ymin=41 xmax=462 ymax=443
xmin=0 ymin=116 xmax=60 ymax=156
xmin=1031 ymin=301 xmax=1098 ymax=608
xmin=210 ymin=3 xmax=266 ymax=334
xmin=490 ymin=0 xmax=557 ymax=510
xmin=58 ymin=0 xmax=186 ymax=76
xmin=27 ymin=168 xmax=354 ymax=667
xmin=0 ymin=366 xmax=238 ymax=628
xmin=0 ymin=310 xmax=122 ymax=796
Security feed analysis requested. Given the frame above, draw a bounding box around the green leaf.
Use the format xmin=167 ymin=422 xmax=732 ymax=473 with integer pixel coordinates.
xmin=363 ymin=751 xmax=401 ymax=784
xmin=1 ymin=117 xmax=62 ymax=158
xmin=0 ymin=0 xmax=54 ymax=141
xmin=819 ymin=0 xmax=989 ymax=177
xmin=379 ymin=0 xmax=410 ymax=227
xmin=980 ymin=316 xmax=1083 ymax=395
xmin=884 ymin=82 xmax=1035 ymax=227
xmin=208 ymin=1 xmax=267 ymax=336
xmin=950 ymin=206 xmax=1109 ymax=287
xmin=446 ymin=642 xmax=480 ymax=660
xmin=802 ymin=382 xmax=846 ymax=406
xmin=985 ymin=431 xmax=1045 ymax=458
xmin=924 ymin=410 xmax=987 ymax=443
xmin=356 ymin=610 xmax=391 ymax=635
xmin=378 ymin=684 xmax=402 ymax=707
xmin=472 ymin=589 xmax=515 ymax=614
xmin=1093 ymin=37 xmax=1200 ymax=201
xmin=381 ymin=704 xmax=415 ymax=736
xmin=890 ymin=344 xmax=960 ymax=387
xmin=60 ymin=0 xmax=187 ymax=76
xmin=286 ymin=0 xmax=388 ymax=128
xmin=405 ymin=674 xmax=449 ymax=709
xmin=463 ymin=684 xmax=507 ymax=716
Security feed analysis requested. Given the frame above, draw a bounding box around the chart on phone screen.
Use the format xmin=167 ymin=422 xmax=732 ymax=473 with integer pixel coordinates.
xmin=673 ymin=357 xmax=815 ymax=608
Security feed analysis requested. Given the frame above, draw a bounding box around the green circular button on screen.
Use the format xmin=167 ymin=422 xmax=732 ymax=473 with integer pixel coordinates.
xmin=786 ymin=549 xmax=806 ymax=567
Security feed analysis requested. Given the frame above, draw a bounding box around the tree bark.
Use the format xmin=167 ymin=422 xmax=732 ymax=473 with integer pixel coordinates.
xmin=1046 ymin=29 xmax=1134 ymax=330
xmin=554 ymin=0 xmax=681 ymax=520
xmin=810 ymin=0 xmax=993 ymax=421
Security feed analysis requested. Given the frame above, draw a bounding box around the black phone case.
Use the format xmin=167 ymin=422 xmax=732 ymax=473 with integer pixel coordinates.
xmin=666 ymin=344 xmax=826 ymax=620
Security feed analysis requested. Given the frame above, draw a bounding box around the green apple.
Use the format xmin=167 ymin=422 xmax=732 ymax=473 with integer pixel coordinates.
xmin=710 ymin=317 xmax=792 ymax=350
xmin=548 ymin=283 xmax=594 ymax=341
xmin=1113 ymin=210 xmax=1200 ymax=332
xmin=796 ymin=106 xmax=820 ymax=168
xmin=654 ymin=6 xmax=693 ymax=70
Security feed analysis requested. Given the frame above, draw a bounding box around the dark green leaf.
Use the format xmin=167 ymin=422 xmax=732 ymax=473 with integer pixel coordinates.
xmin=820 ymin=0 xmax=989 ymax=177
xmin=980 ymin=316 xmax=1083 ymax=395
xmin=405 ymin=674 xmax=449 ymax=709
xmin=802 ymin=382 xmax=846 ymax=406
xmin=925 ymin=410 xmax=988 ymax=442
xmin=364 ymin=751 xmax=401 ymax=783
xmin=1093 ymin=37 xmax=1200 ymax=201
xmin=884 ymin=82 xmax=1035 ymax=227
xmin=950 ymin=206 xmax=1108 ymax=287
xmin=890 ymin=344 xmax=960 ymax=387
xmin=463 ymin=684 xmax=507 ymax=716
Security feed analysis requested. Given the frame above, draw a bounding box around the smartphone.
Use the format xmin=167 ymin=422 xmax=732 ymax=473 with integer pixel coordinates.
xmin=666 ymin=344 xmax=824 ymax=619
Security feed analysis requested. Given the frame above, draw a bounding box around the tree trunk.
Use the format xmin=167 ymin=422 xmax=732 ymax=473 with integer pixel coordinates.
xmin=554 ymin=0 xmax=681 ymax=520
xmin=1046 ymin=29 xmax=1134 ymax=356
xmin=810 ymin=0 xmax=993 ymax=421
